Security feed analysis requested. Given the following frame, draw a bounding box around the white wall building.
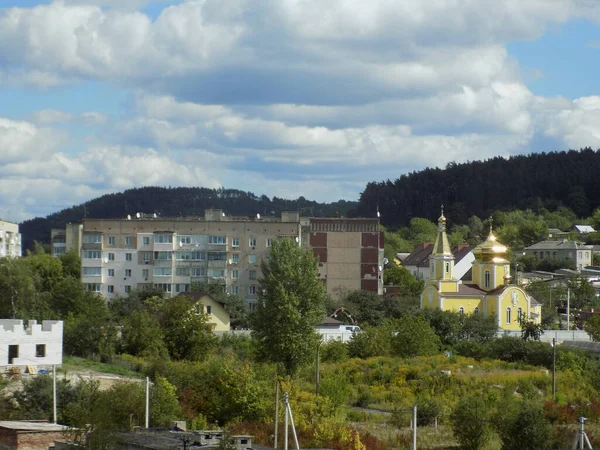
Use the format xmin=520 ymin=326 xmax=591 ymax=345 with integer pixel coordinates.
xmin=0 ymin=220 xmax=21 ymax=258
xmin=0 ymin=320 xmax=63 ymax=367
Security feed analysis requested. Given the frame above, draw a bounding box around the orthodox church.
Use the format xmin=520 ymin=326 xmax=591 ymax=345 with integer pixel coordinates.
xmin=420 ymin=209 xmax=541 ymax=331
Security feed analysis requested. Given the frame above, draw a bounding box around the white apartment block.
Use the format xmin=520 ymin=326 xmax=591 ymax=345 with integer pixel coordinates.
xmin=51 ymin=223 xmax=82 ymax=257
xmin=0 ymin=220 xmax=21 ymax=258
xmin=80 ymin=210 xmax=301 ymax=308
xmin=0 ymin=319 xmax=63 ymax=367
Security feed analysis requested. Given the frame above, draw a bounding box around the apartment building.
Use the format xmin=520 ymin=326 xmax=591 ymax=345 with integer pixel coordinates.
xmin=524 ymin=240 xmax=593 ymax=271
xmin=0 ymin=220 xmax=21 ymax=258
xmin=308 ymin=218 xmax=384 ymax=298
xmin=80 ymin=210 xmax=301 ymax=308
xmin=50 ymin=223 xmax=82 ymax=257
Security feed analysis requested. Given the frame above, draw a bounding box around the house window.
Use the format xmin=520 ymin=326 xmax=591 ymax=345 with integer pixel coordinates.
xmin=267 ymin=238 xmax=273 ymax=248
xmin=108 ymin=236 xmax=115 ymax=245
xmin=35 ymin=344 xmax=46 ymax=358
xmin=153 ymin=267 xmax=172 ymax=276
xmin=459 ymin=306 xmax=464 ymax=315
xmin=248 ymin=286 xmax=257 ymax=296
xmin=178 ymin=235 xmax=191 ymax=245
xmin=143 ymin=252 xmax=150 ymax=262
xmin=176 ymin=267 xmax=190 ymax=276
xmin=85 ymin=283 xmax=102 ymax=292
xmin=232 ymin=270 xmax=239 ymax=279
xmin=484 ymin=270 xmax=490 ymax=288
xmin=126 ymin=253 xmax=132 ymax=261
xmin=108 ymin=252 xmax=115 ymax=261
xmin=175 ymin=284 xmax=189 ymax=293
xmin=517 ymin=307 xmax=523 ymax=324
xmin=8 ymin=345 xmax=18 ymax=364
xmin=232 ymin=237 xmax=240 ymax=247
xmin=249 ymin=237 xmax=257 ymax=247
xmin=249 ymin=270 xmax=257 ymax=280
xmin=107 ymin=285 xmax=114 ymax=293
xmin=108 ymin=269 xmax=115 ymax=277
xmin=83 ymin=251 xmax=101 ymax=259
xmin=154 ymin=283 xmax=172 ymax=293
xmin=83 ymin=233 xmax=102 ymax=244
xmin=125 ymin=269 xmax=132 ymax=277
xmin=231 ymin=285 xmax=239 ymax=295
xmin=191 ymin=267 xmax=205 ymax=277
xmin=249 ymin=254 xmax=257 ymax=264
xmin=506 ymin=307 xmax=511 ymax=324
xmin=209 ymin=236 xmax=226 ymax=245
xmin=206 ymin=305 xmax=212 ymax=315
xmin=142 ymin=269 xmax=149 ymax=279
xmin=474 ymin=307 xmax=479 ymax=315
xmin=124 ymin=285 xmax=132 ymax=294
xmin=154 ymin=251 xmax=172 ymax=260
xmin=445 ymin=262 xmax=450 ymax=273
xmin=125 ymin=236 xmax=133 ymax=246
xmin=154 ymin=234 xmax=173 ymax=244
xmin=142 ymin=236 xmax=150 ymax=245
xmin=83 ymin=267 xmax=101 ymax=276
xmin=231 ymin=254 xmax=240 ymax=263
xmin=191 ymin=251 xmax=205 ymax=261
xmin=208 ymin=252 xmax=226 ymax=261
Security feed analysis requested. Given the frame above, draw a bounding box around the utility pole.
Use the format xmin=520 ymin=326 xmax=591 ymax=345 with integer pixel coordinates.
xmin=567 ymin=288 xmax=571 ymax=331
xmin=412 ymin=405 xmax=417 ymax=450
xmin=315 ymin=341 xmax=321 ymax=396
xmin=274 ymin=381 xmax=280 ymax=449
xmin=552 ymin=338 xmax=556 ymax=398
xmin=52 ymin=365 xmax=57 ymax=424
xmin=145 ymin=377 xmax=150 ymax=429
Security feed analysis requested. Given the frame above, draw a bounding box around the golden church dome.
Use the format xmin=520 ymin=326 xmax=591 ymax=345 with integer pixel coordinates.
xmin=473 ymin=223 xmax=508 ymax=262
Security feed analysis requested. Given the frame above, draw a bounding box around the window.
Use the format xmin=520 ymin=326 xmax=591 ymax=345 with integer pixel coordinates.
xmin=154 ymin=283 xmax=172 ymax=293
xmin=178 ymin=235 xmax=192 ymax=245
xmin=249 ymin=254 xmax=257 ymax=264
xmin=445 ymin=262 xmax=450 ymax=273
xmin=83 ymin=250 xmax=101 ymax=259
xmin=142 ymin=236 xmax=150 ymax=245
xmin=231 ymin=285 xmax=239 ymax=295
xmin=474 ymin=307 xmax=479 ymax=315
xmin=249 ymin=237 xmax=257 ymax=247
xmin=108 ymin=236 xmax=115 ymax=245
xmin=484 ymin=270 xmax=490 ymax=288
xmin=83 ymin=233 xmax=102 ymax=244
xmin=206 ymin=305 xmax=212 ymax=315
xmin=124 ymin=285 xmax=132 ymax=294
xmin=154 ymin=234 xmax=173 ymax=244
xmin=108 ymin=252 xmax=115 ymax=261
xmin=209 ymin=236 xmax=226 ymax=245
xmin=108 ymin=269 xmax=114 ymax=277
xmin=553 ymin=251 xmax=557 ymax=258
xmin=175 ymin=283 xmax=190 ymax=293
xmin=231 ymin=254 xmax=240 ymax=263
xmin=83 ymin=267 xmax=101 ymax=276
xmin=125 ymin=236 xmax=133 ymax=246
xmin=191 ymin=267 xmax=205 ymax=277
xmin=517 ymin=307 xmax=523 ymax=324
xmin=142 ymin=269 xmax=149 ymax=279
xmin=232 ymin=270 xmax=239 ymax=279
xmin=579 ymin=251 xmax=582 ymax=259
xmin=249 ymin=270 xmax=257 ymax=280
xmin=154 ymin=251 xmax=172 ymax=260
xmin=176 ymin=267 xmax=190 ymax=276
xmin=190 ymin=251 xmax=205 ymax=261
xmin=85 ymin=283 xmax=102 ymax=292
xmin=248 ymin=286 xmax=257 ymax=296
xmin=506 ymin=307 xmax=511 ymax=324
xmin=232 ymin=237 xmax=240 ymax=247
xmin=125 ymin=269 xmax=132 ymax=277
xmin=208 ymin=252 xmax=226 ymax=260
xmin=107 ymin=285 xmax=114 ymax=293
xmin=8 ymin=345 xmax=18 ymax=364
xmin=35 ymin=344 xmax=46 ymax=358
xmin=154 ymin=267 xmax=172 ymax=276
xmin=267 ymin=238 xmax=273 ymax=248
xmin=249 ymin=302 xmax=257 ymax=312
xmin=124 ymin=253 xmax=132 ymax=261
xmin=142 ymin=252 xmax=150 ymax=262
xmin=209 ymin=269 xmax=225 ymax=278
xmin=459 ymin=306 xmax=464 ymax=315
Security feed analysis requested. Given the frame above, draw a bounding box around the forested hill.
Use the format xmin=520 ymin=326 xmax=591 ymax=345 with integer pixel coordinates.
xmin=357 ymin=148 xmax=600 ymax=228
xmin=20 ymin=187 xmax=358 ymax=250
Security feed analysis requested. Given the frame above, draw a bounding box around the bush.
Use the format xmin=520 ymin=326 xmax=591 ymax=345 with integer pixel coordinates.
xmin=495 ymin=399 xmax=551 ymax=450
xmin=320 ymin=340 xmax=349 ymax=363
xmin=451 ymin=395 xmax=492 ymax=450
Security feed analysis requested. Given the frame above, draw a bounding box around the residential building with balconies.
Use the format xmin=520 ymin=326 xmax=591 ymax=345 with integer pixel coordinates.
xmin=0 ymin=220 xmax=21 ymax=258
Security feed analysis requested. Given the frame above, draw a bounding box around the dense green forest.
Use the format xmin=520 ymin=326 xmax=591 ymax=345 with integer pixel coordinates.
xmin=19 ymin=187 xmax=357 ymax=250
xmin=357 ymin=148 xmax=600 ymax=228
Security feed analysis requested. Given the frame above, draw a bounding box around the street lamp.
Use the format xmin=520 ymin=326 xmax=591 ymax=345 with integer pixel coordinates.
xmin=551 ymin=337 xmax=556 ymax=397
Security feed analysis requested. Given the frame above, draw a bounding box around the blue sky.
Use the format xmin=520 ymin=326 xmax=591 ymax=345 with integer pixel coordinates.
xmin=1 ymin=0 xmax=600 ymax=222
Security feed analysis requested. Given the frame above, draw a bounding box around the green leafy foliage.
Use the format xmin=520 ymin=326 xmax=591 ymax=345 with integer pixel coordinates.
xmin=451 ymin=395 xmax=492 ymax=450
xmin=494 ymin=399 xmax=551 ymax=450
xmin=252 ymin=238 xmax=326 ymax=376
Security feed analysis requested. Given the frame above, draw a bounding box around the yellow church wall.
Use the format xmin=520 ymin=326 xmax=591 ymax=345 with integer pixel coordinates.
xmin=498 ymin=288 xmax=528 ymax=331
xmin=421 ymin=286 xmax=439 ymax=309
xmin=442 ymin=298 xmax=482 ymax=314
xmin=438 ymin=280 xmax=459 ymax=293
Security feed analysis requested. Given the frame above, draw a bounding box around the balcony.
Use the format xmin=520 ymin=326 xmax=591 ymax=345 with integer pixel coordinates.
xmin=82 ymin=243 xmax=103 ymax=251
xmin=207 ymin=260 xmax=227 ymax=269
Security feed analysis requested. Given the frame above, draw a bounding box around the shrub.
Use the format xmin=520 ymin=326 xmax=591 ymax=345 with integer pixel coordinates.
xmin=451 ymin=395 xmax=492 ymax=450
xmin=320 ymin=340 xmax=349 ymax=363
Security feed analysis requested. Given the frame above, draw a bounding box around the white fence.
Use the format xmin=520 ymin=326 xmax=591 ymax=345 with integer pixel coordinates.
xmin=498 ymin=329 xmax=592 ymax=344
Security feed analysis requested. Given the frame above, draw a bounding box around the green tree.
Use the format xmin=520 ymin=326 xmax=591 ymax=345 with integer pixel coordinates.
xmin=390 ymin=315 xmax=440 ymax=357
xmin=451 ymin=395 xmax=492 ymax=450
xmin=344 ymin=290 xmax=385 ymax=326
xmin=59 ymin=250 xmax=81 ymax=278
xmin=494 ymin=399 xmax=551 ymax=450
xmin=121 ymin=310 xmax=168 ymax=359
xmin=251 ymin=238 xmax=326 ymax=376
xmin=584 ymin=315 xmax=600 ymax=342
xmin=383 ymin=265 xmax=424 ymax=296
xmin=521 ymin=320 xmax=544 ymax=341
